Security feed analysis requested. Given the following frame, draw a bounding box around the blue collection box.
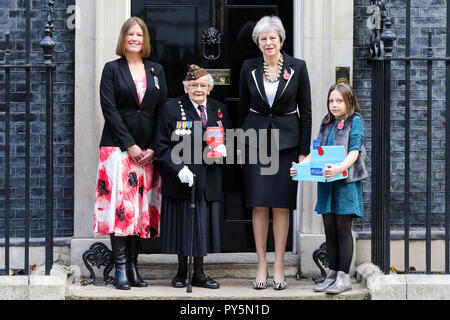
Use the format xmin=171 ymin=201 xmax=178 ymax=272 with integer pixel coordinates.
xmin=293 ymin=140 xmax=348 ymax=183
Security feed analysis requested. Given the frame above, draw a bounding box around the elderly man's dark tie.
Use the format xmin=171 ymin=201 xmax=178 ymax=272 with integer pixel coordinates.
xmin=198 ymin=105 xmax=207 ymax=127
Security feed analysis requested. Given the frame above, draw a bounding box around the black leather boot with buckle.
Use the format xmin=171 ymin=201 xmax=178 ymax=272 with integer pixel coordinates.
xmin=127 ymin=235 xmax=148 ymax=287
xmin=110 ymin=235 xmax=131 ymax=290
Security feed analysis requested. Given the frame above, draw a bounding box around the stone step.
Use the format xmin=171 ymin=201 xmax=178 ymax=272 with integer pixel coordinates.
xmin=66 ymin=278 xmax=369 ymax=300
xmin=68 ymin=252 xmax=369 ymax=300
xmin=136 ymin=252 xmax=300 ymax=280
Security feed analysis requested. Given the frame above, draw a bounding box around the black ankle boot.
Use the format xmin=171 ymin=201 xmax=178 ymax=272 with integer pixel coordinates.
xmin=127 ymin=236 xmax=148 ymax=287
xmin=110 ymin=235 xmax=131 ymax=290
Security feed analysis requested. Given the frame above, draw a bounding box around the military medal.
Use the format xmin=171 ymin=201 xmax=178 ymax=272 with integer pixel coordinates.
xmin=179 ymin=102 xmax=186 ymax=121
xmin=175 ymin=121 xmax=182 ymax=135
xmin=175 ymin=101 xmax=192 ymax=135
xmin=181 ymin=121 xmax=188 ymax=135
xmin=186 ymin=121 xmax=192 ymax=135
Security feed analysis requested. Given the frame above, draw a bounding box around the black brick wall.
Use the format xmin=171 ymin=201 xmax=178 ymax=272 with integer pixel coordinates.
xmin=353 ymin=0 xmax=448 ymax=234
xmin=1 ymin=0 xmax=447 ymax=240
xmin=0 ymin=0 xmax=75 ymax=238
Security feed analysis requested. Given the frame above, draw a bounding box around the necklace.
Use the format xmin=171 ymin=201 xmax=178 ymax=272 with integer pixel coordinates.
xmin=263 ymin=55 xmax=284 ymax=82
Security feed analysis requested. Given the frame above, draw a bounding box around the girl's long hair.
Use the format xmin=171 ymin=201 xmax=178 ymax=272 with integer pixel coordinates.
xmin=323 ymin=83 xmax=360 ymax=124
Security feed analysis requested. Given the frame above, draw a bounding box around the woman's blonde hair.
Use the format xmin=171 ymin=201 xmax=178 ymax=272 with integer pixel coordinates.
xmin=252 ymin=15 xmax=286 ymax=45
xmin=324 ymin=83 xmax=360 ymax=124
xmin=116 ymin=17 xmax=151 ymax=58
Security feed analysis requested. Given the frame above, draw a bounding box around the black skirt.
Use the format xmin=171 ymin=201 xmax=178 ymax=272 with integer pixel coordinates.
xmin=160 ymin=195 xmax=221 ymax=257
xmin=243 ymin=138 xmax=298 ymax=209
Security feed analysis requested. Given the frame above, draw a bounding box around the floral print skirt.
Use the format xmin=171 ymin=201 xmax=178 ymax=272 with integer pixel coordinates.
xmin=93 ymin=147 xmax=161 ymax=238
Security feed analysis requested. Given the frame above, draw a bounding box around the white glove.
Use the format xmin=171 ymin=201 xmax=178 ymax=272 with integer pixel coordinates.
xmin=213 ymin=144 xmax=227 ymax=157
xmin=177 ymin=165 xmax=194 ymax=187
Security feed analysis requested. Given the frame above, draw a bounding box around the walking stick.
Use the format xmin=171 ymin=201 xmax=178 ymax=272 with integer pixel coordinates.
xmin=186 ymin=174 xmax=196 ymax=293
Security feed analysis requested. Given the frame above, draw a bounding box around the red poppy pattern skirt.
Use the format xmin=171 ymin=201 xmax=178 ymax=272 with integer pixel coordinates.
xmin=93 ymin=147 xmax=161 ymax=238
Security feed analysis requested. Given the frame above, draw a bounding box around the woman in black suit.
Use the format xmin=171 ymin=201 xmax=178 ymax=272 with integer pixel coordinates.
xmin=93 ymin=17 xmax=167 ymax=290
xmin=156 ymin=65 xmax=231 ymax=289
xmin=239 ymin=16 xmax=311 ymax=290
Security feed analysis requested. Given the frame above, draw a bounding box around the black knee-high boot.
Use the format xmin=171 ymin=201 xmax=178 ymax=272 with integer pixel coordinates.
xmin=127 ymin=235 xmax=148 ymax=287
xmin=110 ymin=234 xmax=131 ymax=290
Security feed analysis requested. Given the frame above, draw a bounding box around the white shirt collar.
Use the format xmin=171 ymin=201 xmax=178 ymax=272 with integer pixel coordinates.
xmin=189 ymin=97 xmax=207 ymax=109
xmin=189 ymin=98 xmax=208 ymax=119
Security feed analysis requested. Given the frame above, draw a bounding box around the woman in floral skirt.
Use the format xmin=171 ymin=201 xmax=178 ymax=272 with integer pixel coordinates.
xmin=93 ymin=17 xmax=167 ymax=290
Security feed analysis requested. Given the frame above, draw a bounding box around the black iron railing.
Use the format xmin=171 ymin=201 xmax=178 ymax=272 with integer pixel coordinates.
xmin=368 ymin=0 xmax=450 ymax=275
xmin=1 ymin=0 xmax=56 ymax=276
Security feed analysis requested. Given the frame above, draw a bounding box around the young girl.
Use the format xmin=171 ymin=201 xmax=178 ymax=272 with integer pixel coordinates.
xmin=290 ymin=83 xmax=368 ymax=294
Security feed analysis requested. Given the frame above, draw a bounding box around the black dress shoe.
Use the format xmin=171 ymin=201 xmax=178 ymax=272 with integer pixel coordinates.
xmin=171 ymin=276 xmax=187 ymax=288
xmin=191 ymin=275 xmax=220 ymax=289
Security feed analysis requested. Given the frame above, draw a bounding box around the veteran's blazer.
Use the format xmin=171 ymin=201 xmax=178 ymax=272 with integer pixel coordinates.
xmin=99 ymin=57 xmax=168 ymax=151
xmin=155 ymin=94 xmax=231 ymax=201
xmin=238 ymin=52 xmax=312 ymax=155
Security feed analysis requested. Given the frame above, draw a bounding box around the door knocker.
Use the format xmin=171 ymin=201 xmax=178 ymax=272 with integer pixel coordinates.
xmin=201 ymin=27 xmax=222 ymax=60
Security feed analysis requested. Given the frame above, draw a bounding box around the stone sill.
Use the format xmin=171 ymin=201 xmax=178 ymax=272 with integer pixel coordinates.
xmin=0 ymin=264 xmax=68 ymax=300
xmin=356 ymin=262 xmax=450 ymax=300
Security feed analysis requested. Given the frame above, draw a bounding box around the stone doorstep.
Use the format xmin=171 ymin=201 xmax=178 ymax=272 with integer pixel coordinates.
xmin=137 ymin=252 xmax=300 ymax=280
xmin=66 ymin=252 xmax=369 ymax=300
xmin=356 ymin=263 xmax=450 ymax=300
xmin=66 ymin=278 xmax=369 ymax=300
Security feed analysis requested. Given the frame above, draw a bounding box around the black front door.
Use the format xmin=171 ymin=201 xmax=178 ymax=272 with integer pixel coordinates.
xmin=133 ymin=0 xmax=294 ymax=252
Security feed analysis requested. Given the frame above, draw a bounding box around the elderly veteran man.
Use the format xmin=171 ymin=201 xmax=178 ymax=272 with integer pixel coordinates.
xmin=155 ymin=64 xmax=231 ymax=289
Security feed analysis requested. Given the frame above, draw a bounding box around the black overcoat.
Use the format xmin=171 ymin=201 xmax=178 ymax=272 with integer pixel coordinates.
xmin=238 ymin=52 xmax=312 ymax=156
xmin=155 ymin=94 xmax=231 ymax=201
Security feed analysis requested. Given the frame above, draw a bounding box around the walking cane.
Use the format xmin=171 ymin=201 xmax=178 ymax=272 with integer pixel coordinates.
xmin=186 ymin=174 xmax=196 ymax=293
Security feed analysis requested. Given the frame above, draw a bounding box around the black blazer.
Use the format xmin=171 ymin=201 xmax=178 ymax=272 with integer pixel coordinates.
xmin=99 ymin=57 xmax=168 ymax=151
xmin=155 ymin=94 xmax=231 ymax=201
xmin=239 ymin=52 xmax=312 ymax=155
